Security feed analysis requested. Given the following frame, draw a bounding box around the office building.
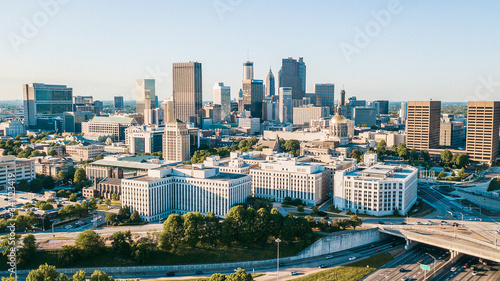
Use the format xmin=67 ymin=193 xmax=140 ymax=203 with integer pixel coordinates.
xmin=266 ymin=68 xmax=275 ymax=97
xmin=238 ymin=116 xmax=261 ymax=135
xmin=128 ymin=126 xmax=164 ymax=155
xmin=334 ymin=163 xmax=418 ymax=216
xmin=373 ymin=100 xmax=389 ymax=115
xmin=173 ymin=62 xmax=203 ymax=126
xmin=213 ymin=82 xmax=231 ymax=121
xmin=83 ymin=177 xmax=122 ymax=200
xmin=293 ymin=105 xmax=329 ymax=126
xmin=250 ymin=154 xmax=327 ymax=205
xmin=163 ymin=120 xmax=190 ymax=162
xmin=114 ymin=96 xmax=124 ymax=111
xmin=161 ymin=97 xmax=175 ymax=124
xmin=121 ymin=164 xmax=252 ymax=221
xmin=144 ymin=107 xmax=164 ymax=126
xmin=62 ymin=111 xmax=94 ymax=133
xmin=279 ymin=87 xmax=293 ymax=123
xmin=278 ymin=57 xmax=306 ymax=99
xmin=352 ymin=107 xmax=377 ymax=127
xmin=242 ymin=79 xmax=264 ymax=120
xmin=340 ymin=90 xmax=346 ymax=106
xmin=65 ymin=144 xmax=105 ymax=161
xmin=314 ymin=84 xmax=335 ymax=108
xmin=136 ymin=79 xmax=156 ymax=114
xmin=23 ymin=83 xmax=73 ymax=130
xmin=440 ymin=121 xmax=464 ymax=148
xmin=82 ymin=116 xmax=138 ymax=141
xmin=399 ymin=102 xmax=407 ymax=124
xmin=203 ymin=103 xmax=222 ymax=124
xmin=0 ymin=120 xmax=26 ymax=137
xmin=466 ymin=101 xmax=500 ymax=165
xmin=243 ymin=61 xmax=254 ymax=80
xmin=86 ymin=155 xmax=175 ymax=179
xmin=0 ymin=156 xmax=35 ymax=188
xmin=263 ymin=97 xmax=279 ymax=122
xmin=406 ymin=101 xmax=441 ymax=150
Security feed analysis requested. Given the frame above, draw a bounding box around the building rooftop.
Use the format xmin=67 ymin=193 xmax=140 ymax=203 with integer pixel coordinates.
xmin=120 ymin=155 xmax=160 ymax=163
xmin=91 ymin=159 xmax=174 ymax=170
xmin=99 ymin=178 xmax=122 ymax=185
xmin=90 ymin=116 xmax=136 ymax=124
xmin=346 ymin=163 xmax=416 ymax=180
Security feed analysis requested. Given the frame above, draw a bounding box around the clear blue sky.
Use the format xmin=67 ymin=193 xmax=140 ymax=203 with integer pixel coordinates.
xmin=1 ymin=0 xmax=500 ymax=103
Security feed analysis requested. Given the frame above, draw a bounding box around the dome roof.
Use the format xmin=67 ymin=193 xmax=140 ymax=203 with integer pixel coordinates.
xmin=331 ymin=106 xmax=347 ymax=124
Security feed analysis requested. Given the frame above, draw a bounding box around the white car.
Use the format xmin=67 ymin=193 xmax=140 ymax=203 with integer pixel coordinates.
xmin=472 ymin=271 xmax=477 ymax=276
xmin=290 ymin=271 xmax=298 ymax=276
xmin=450 ymin=267 xmax=457 ymax=272
xmin=349 ymin=256 xmax=357 ymax=261
xmin=326 ymin=255 xmax=334 ymax=259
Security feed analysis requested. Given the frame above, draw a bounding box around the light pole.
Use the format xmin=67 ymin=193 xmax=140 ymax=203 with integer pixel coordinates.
xmin=275 ymin=238 xmax=281 ymax=281
xmin=425 ymin=252 xmax=437 ymax=277
xmin=52 ymin=221 xmax=56 ymax=237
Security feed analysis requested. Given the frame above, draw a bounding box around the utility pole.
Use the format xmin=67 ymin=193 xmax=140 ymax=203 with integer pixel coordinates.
xmin=276 ymin=238 xmax=281 ymax=281
xmin=426 ymin=252 xmax=437 ymax=277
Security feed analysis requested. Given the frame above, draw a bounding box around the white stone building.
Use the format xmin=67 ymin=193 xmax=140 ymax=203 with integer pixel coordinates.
xmin=121 ymin=164 xmax=252 ymax=221
xmin=0 ymin=156 xmax=35 ymax=188
xmin=0 ymin=120 xmax=26 ymax=137
xmin=333 ymin=163 xmax=418 ymax=216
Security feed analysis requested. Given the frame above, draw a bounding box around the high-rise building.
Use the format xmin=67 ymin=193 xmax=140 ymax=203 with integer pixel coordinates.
xmin=203 ymin=103 xmax=222 ymax=124
xmin=266 ymin=68 xmax=275 ymax=97
xmin=243 ymin=61 xmax=254 ymax=80
xmin=399 ymin=102 xmax=407 ymax=123
xmin=373 ymin=100 xmax=389 ymax=115
xmin=114 ymin=96 xmax=124 ymax=111
xmin=439 ymin=121 xmax=464 ymax=148
xmin=163 ymin=120 xmax=190 ymax=162
xmin=213 ymin=82 xmax=231 ymax=121
xmin=74 ymin=96 xmax=93 ymax=104
xmin=340 ymin=89 xmax=346 ymax=106
xmin=135 ymin=79 xmax=156 ymax=113
xmin=406 ymin=101 xmax=441 ymax=150
xmin=279 ymin=87 xmax=293 ymax=123
xmin=82 ymin=116 xmax=138 ymax=142
xmin=161 ymin=97 xmax=175 ymax=124
xmin=144 ymin=108 xmax=164 ymax=126
xmin=128 ymin=126 xmax=164 ymax=155
xmin=352 ymin=107 xmax=377 ymax=127
xmin=279 ymin=57 xmax=306 ymax=100
xmin=172 ymin=62 xmax=202 ymax=126
xmin=23 ymin=83 xmax=73 ymax=130
xmin=242 ymin=79 xmax=264 ymax=120
xmin=0 ymin=156 xmax=36 ymax=188
xmin=293 ymin=105 xmax=329 ymax=126
xmin=314 ymin=84 xmax=335 ymax=108
xmin=466 ymin=101 xmax=500 ymax=165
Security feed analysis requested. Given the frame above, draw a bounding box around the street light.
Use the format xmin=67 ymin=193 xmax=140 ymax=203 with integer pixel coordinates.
xmin=275 ymin=238 xmax=281 ymax=281
xmin=425 ymin=252 xmax=437 ymax=277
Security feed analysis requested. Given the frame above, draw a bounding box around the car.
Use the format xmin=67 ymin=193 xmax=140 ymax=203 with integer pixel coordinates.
xmin=399 ymin=268 xmax=405 ymax=272
xmin=319 ymin=264 xmax=327 ymax=268
xmin=463 ymin=264 xmax=468 ymax=269
xmin=326 ymin=255 xmax=334 ymax=259
xmin=369 ymin=244 xmax=375 ymax=248
xmin=417 ymin=259 xmax=424 ymax=264
xmin=401 ymin=277 xmax=408 ymax=281
xmin=279 ymin=263 xmax=286 ymax=267
xmin=472 ymin=271 xmax=478 ymax=276
xmin=450 ymin=267 xmax=457 ymax=272
xmin=401 ymin=222 xmax=407 ymax=225
xmin=348 ymin=256 xmax=356 ymax=261
xmin=378 ymin=221 xmax=385 ymax=225
xmin=441 ymin=220 xmax=448 ymax=224
xmin=417 ymin=221 xmax=423 ymax=225
xmin=375 ymin=248 xmax=382 ymax=252
xmin=290 ymin=271 xmax=298 ymax=276
xmin=195 ymin=270 xmax=203 ymax=275
xmin=165 ymin=272 xmax=175 ymax=277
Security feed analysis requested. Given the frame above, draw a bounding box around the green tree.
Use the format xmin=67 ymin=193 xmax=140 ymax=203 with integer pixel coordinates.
xmin=397 ymin=143 xmax=408 ymax=159
xmin=304 ymin=215 xmax=317 ymax=228
xmin=29 ymin=178 xmax=43 ymax=193
xmin=73 ymin=270 xmax=86 ymax=281
xmin=89 ymin=270 xmax=114 ymax=281
xmin=376 ymin=140 xmax=387 ymax=155
xmin=17 ymin=179 xmax=30 ymax=192
xmin=441 ymin=149 xmax=453 ymax=163
xmin=338 ymin=218 xmax=350 ymax=230
xmin=312 ymin=205 xmax=319 ymax=214
xmin=26 ymin=264 xmax=60 ymax=281
xmin=57 ymin=245 xmax=80 ymax=266
xmin=117 ymin=205 xmax=131 ymax=221
xmin=130 ymin=210 xmax=141 ymax=223
xmin=283 ymin=139 xmax=300 ymax=156
xmin=159 ymin=214 xmax=184 ymax=251
xmin=57 ymin=170 xmax=67 ymax=182
xmin=48 ymin=149 xmax=58 ymax=156
xmin=105 ymin=213 xmax=117 ymax=224
xmin=201 ymin=212 xmax=220 ymax=246
xmin=349 ymin=215 xmax=362 ymax=230
xmin=209 ymin=273 xmax=227 ymax=281
xmin=349 ymin=149 xmax=363 ymax=163
xmin=456 ymin=153 xmax=469 ymax=168
xmin=74 ymin=168 xmax=87 ymax=183
xmin=228 ymin=269 xmax=253 ymax=281
xmin=132 ymin=237 xmax=155 ymax=263
xmin=105 ymin=198 xmax=111 ymax=206
xmin=409 ymin=149 xmax=419 ymax=160
xmin=69 ymin=193 xmax=77 ymax=202
xmin=75 ymin=229 xmax=104 ymax=257
xmin=437 ymin=171 xmax=447 ymax=179
xmin=183 ymin=212 xmax=204 ymax=248
xmin=111 ymin=231 xmax=132 ymax=256
xmin=280 ymin=213 xmax=297 ymax=242
xmin=421 ymin=150 xmax=430 ymax=162
xmin=297 ymin=205 xmax=304 ymax=212
xmin=112 ymin=193 xmax=119 ymax=201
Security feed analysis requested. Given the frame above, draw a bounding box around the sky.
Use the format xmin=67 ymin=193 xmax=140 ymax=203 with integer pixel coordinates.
xmin=1 ymin=0 xmax=500 ymax=103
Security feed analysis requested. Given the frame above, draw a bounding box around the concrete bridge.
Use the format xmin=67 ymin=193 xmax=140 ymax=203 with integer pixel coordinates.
xmin=379 ymin=225 xmax=500 ymax=263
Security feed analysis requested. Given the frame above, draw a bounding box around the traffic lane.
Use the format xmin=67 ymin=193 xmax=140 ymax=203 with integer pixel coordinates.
xmin=382 ymin=247 xmax=448 ymax=281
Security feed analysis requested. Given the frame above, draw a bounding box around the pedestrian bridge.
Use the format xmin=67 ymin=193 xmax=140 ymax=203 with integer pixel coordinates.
xmin=378 ymin=226 xmax=500 ymax=263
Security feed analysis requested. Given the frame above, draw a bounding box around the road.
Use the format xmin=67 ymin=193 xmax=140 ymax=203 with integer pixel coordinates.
xmin=432 ymin=255 xmax=500 ymax=281
xmin=364 ymin=244 xmax=449 ymax=281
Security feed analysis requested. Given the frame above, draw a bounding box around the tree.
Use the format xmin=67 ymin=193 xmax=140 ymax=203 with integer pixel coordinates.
xmin=159 ymin=214 xmax=184 ymax=251
xmin=376 ymin=140 xmax=387 ymax=155
xmin=421 ymin=150 xmax=430 ymax=162
xmin=130 ymin=211 xmax=141 ymax=223
xmin=349 ymin=215 xmax=362 ymax=230
xmin=132 ymin=237 xmax=155 ymax=263
xmin=455 ymin=153 xmax=469 ymax=168
xmin=57 ymin=245 xmax=80 ymax=266
xmin=48 ymin=149 xmax=58 ymax=156
xmin=75 ymin=229 xmax=104 ymax=257
xmin=397 ymin=143 xmax=408 ymax=159
xmin=69 ymin=193 xmax=77 ymax=202
xmin=437 ymin=171 xmax=447 ymax=179
xmin=74 ymin=168 xmax=87 ymax=183
xmin=26 ymin=264 xmax=60 ymax=281
xmin=183 ymin=212 xmax=204 ymax=248
xmin=283 ymin=197 xmax=292 ymax=205
xmin=17 ymin=179 xmax=30 ymax=192
xmin=409 ymin=149 xmax=419 ymax=160
xmin=297 ymin=205 xmax=304 ymax=212
xmin=73 ymin=270 xmax=86 ymax=281
xmin=57 ymin=170 xmax=67 ymax=182
xmin=283 ymin=139 xmax=300 ymax=156
xmin=441 ymin=149 xmax=453 ymax=163
xmin=209 ymin=273 xmax=227 ymax=281
xmin=338 ymin=218 xmax=350 ymax=230
xmin=117 ymin=205 xmax=131 ymax=221
xmin=89 ymin=270 xmax=114 ymax=281
xmin=312 ymin=205 xmax=319 ymax=214
xmin=111 ymin=231 xmax=132 ymax=256
xmin=29 ymin=178 xmax=43 ymax=193
xmin=105 ymin=213 xmax=117 ymax=224
xmin=228 ymin=269 xmax=253 ymax=281
xmin=112 ymin=193 xmax=119 ymax=201
xmin=349 ymin=149 xmax=363 ymax=163
xmin=105 ymin=198 xmax=111 ymax=206
xmin=392 ymin=209 xmax=400 ymax=216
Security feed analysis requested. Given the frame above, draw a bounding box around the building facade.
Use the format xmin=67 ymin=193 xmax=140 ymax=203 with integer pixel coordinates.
xmin=279 ymin=87 xmax=293 ymax=123
xmin=114 ymin=96 xmax=124 ymax=111
xmin=314 ymin=84 xmax=335 ymax=108
xmin=82 ymin=116 xmax=138 ymax=141
xmin=293 ymin=105 xmax=329 ymax=126
xmin=242 ymin=79 xmax=264 ymax=120
xmin=0 ymin=156 xmax=35 ymax=188
xmin=65 ymin=144 xmax=105 ymax=161
xmin=266 ymin=68 xmax=275 ymax=97
xmin=213 ymin=82 xmax=231 ymax=121
xmin=163 ymin=120 xmax=190 ymax=162
xmin=0 ymin=120 xmax=26 ymax=137
xmin=466 ymin=101 xmax=500 ymax=165
xmin=128 ymin=127 xmax=164 ymax=155
xmin=136 ymin=79 xmax=156 ymax=114
xmin=279 ymin=57 xmax=306 ymax=100
xmin=406 ymin=100 xmax=441 ymax=150
xmin=439 ymin=121 xmax=465 ymax=148
xmin=173 ymin=62 xmax=203 ymax=126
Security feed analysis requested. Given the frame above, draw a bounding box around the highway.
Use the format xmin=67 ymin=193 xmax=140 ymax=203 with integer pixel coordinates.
xmin=364 ymin=244 xmax=449 ymax=281
xmin=432 ymin=255 xmax=500 ymax=281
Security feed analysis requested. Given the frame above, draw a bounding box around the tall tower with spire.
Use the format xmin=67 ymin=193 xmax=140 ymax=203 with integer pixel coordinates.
xmin=266 ymin=68 xmax=275 ymax=97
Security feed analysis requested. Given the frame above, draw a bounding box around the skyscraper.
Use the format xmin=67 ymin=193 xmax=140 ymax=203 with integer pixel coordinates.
xmin=266 ymin=68 xmax=275 ymax=97
xmin=242 ymin=79 xmax=264 ymax=120
xmin=163 ymin=120 xmax=191 ymax=162
xmin=161 ymin=97 xmax=175 ymax=123
xmin=172 ymin=62 xmax=202 ymax=126
xmin=340 ymin=89 xmax=346 ymax=106
xmin=314 ymin=84 xmax=335 ymax=108
xmin=136 ymin=79 xmax=156 ymax=113
xmin=114 ymin=96 xmax=124 ymax=111
xmin=466 ymin=101 xmax=500 ymax=165
xmin=279 ymin=87 xmax=293 ymax=123
xmin=243 ymin=61 xmax=254 ymax=80
xmin=279 ymin=57 xmax=306 ymax=100
xmin=373 ymin=100 xmax=389 ymax=115
xmin=213 ymin=82 xmax=231 ymax=121
xmin=23 ymin=83 xmax=73 ymax=130
xmin=406 ymin=101 xmax=441 ymax=150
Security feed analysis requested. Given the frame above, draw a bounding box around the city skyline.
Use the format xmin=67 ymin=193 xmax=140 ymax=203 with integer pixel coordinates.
xmin=2 ymin=1 xmax=500 ymax=102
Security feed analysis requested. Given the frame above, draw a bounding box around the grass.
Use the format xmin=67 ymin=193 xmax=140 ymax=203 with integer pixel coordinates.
xmin=0 ymin=237 xmax=320 ymax=270
xmin=165 ymin=273 xmax=264 ymax=281
xmin=292 ymin=253 xmax=393 ymax=281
